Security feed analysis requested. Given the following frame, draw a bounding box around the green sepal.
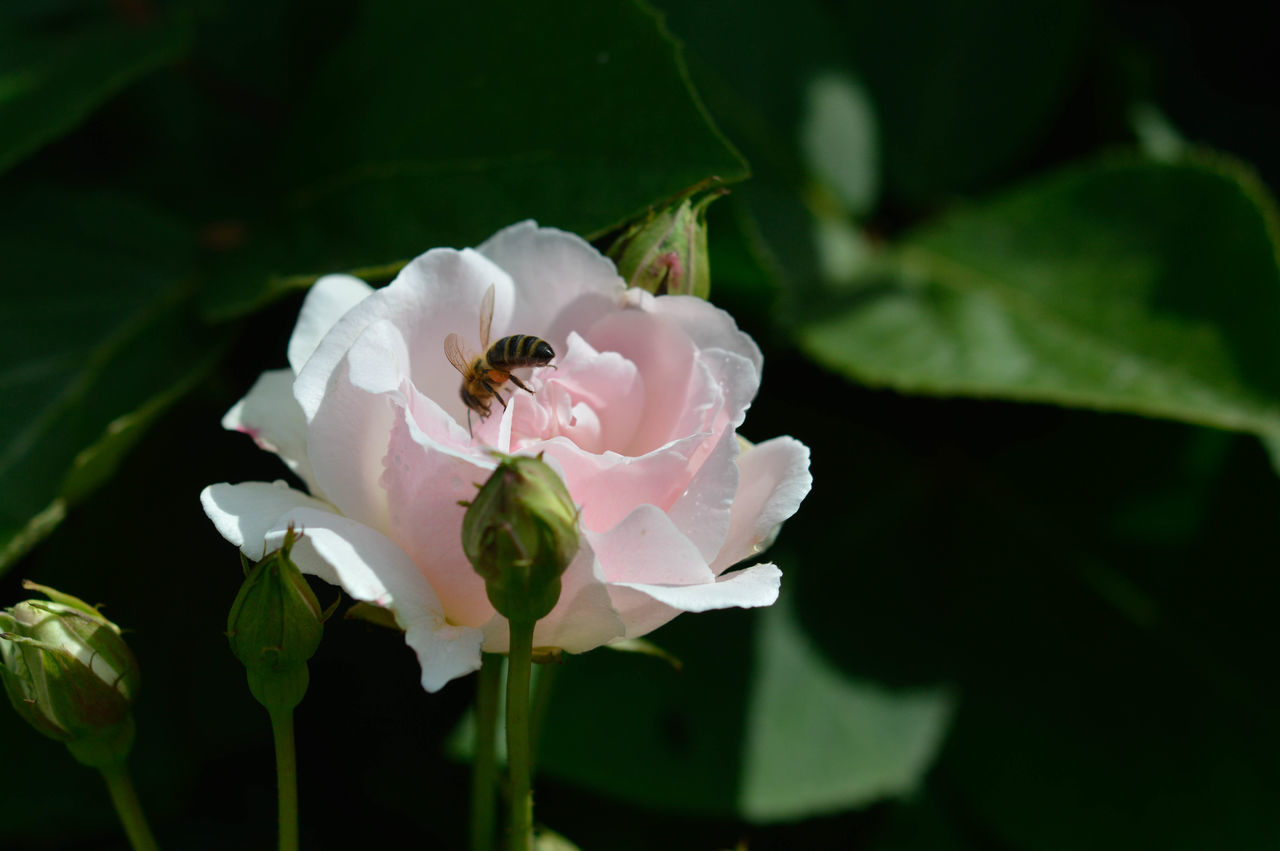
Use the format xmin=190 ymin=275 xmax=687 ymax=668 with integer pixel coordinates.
xmin=607 ymin=187 xmax=724 ymax=299
xmin=226 ymin=526 xmax=324 ymax=713
xmin=64 ymin=713 xmax=136 ymax=769
xmin=462 ymin=454 xmax=581 ymax=626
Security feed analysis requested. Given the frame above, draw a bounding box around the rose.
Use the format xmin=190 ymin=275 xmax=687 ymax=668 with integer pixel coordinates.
xmin=201 ymin=222 xmax=811 ymax=691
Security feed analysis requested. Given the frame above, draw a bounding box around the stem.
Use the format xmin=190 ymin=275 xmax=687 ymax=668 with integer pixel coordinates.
xmin=505 ymin=619 xmax=536 ymax=851
xmin=100 ymin=761 xmax=159 ymax=851
xmin=471 ymin=653 xmax=504 ymax=851
xmin=529 ymin=661 xmax=558 ymax=773
xmin=268 ymin=706 xmax=299 ymax=851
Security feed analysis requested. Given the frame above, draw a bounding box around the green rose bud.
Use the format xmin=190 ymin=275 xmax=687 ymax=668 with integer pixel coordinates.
xmin=607 ymin=188 xmax=724 ymax=299
xmin=227 ymin=525 xmax=326 ymax=712
xmin=462 ymin=454 xmax=580 ymax=625
xmin=0 ymin=581 xmax=140 ymax=767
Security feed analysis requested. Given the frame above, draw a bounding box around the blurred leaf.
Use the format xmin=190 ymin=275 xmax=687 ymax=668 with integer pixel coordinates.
xmin=831 ymin=0 xmax=1091 ymax=206
xmin=869 ymin=794 xmax=970 ymax=851
xmin=655 ymin=0 xmax=873 ymax=322
xmin=800 ymin=155 xmax=1280 ymax=445
xmin=0 ymin=187 xmax=224 ymax=575
xmin=0 ymin=11 xmax=192 ymax=176
xmin=537 ymin=592 xmax=953 ymax=821
xmin=799 ymin=71 xmax=879 ymax=218
xmin=201 ymin=0 xmax=748 ymax=320
xmin=737 ymin=595 xmax=955 ymax=821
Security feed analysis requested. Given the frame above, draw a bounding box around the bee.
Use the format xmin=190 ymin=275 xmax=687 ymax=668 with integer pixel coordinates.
xmin=444 ymin=283 xmax=555 ymax=434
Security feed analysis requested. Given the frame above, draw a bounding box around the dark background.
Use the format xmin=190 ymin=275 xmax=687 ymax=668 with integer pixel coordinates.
xmin=2 ymin=1 xmax=1279 ymax=848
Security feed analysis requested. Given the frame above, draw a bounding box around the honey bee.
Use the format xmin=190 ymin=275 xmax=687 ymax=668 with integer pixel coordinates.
xmin=444 ymin=284 xmax=555 ymax=433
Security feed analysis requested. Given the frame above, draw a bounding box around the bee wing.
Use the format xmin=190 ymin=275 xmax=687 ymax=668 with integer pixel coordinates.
xmin=478 ymin=283 xmax=495 ymax=350
xmin=443 ymin=333 xmax=472 ymax=376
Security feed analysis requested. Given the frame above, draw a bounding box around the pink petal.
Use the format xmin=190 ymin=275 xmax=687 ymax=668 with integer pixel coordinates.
xmin=477 ymin=221 xmax=626 ymax=334
xmin=613 ymin=562 xmax=782 ymax=613
xmin=651 ymin=292 xmax=763 ymax=376
xmin=666 ymin=428 xmax=741 ymax=563
xmin=536 ymin=432 xmax=705 ymax=534
xmin=380 ymin=404 xmax=498 ymax=627
xmin=605 ymin=563 xmax=783 ymax=639
xmin=711 ymin=437 xmax=813 ymax=574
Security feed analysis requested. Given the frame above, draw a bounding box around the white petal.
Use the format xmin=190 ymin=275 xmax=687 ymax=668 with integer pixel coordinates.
xmin=477 ymin=221 xmax=626 ymax=333
xmin=221 ymin=369 xmax=321 ymax=495
xmin=200 ymin=481 xmax=333 ymax=560
xmin=613 ymin=562 xmax=781 ymax=612
xmin=301 ymin=358 xmax=397 ymax=530
xmin=294 ymin=248 xmax=514 ymax=429
xmin=287 ymin=274 xmax=373 ymax=375
xmin=712 ymin=437 xmax=813 ymax=574
xmin=263 ymin=506 xmax=485 ymax=693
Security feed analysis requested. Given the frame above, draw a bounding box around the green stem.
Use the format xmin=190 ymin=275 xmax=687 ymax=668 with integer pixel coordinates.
xmin=471 ymin=652 xmax=504 ymax=851
xmin=506 ymin=619 xmax=536 ymax=851
xmin=268 ymin=706 xmax=299 ymax=851
xmin=529 ymin=661 xmax=558 ymax=774
xmin=100 ymin=761 xmax=159 ymax=851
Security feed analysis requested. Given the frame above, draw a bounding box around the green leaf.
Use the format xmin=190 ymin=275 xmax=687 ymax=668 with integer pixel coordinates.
xmin=737 ymin=595 xmax=955 ymax=821
xmin=799 ymin=155 xmax=1280 ymax=444
xmin=200 ymin=0 xmax=747 ymax=320
xmin=0 ymin=187 xmax=224 ymax=576
xmin=0 ymin=12 xmax=192 ymax=176
xmin=536 ymin=591 xmax=954 ymax=820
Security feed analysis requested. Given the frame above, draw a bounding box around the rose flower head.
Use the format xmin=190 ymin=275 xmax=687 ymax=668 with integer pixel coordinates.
xmin=0 ymin=581 xmax=140 ymax=766
xmin=202 ymin=222 xmax=812 ymax=691
xmin=462 ymin=453 xmax=581 ymax=624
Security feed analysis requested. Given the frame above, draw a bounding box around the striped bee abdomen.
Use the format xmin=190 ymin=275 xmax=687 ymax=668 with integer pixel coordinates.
xmin=488 ymin=335 xmax=555 ymax=369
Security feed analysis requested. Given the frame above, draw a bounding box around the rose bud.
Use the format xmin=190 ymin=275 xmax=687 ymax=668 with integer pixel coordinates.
xmin=0 ymin=581 xmax=140 ymax=767
xmin=227 ymin=525 xmax=325 ymax=711
xmin=608 ymin=189 xmax=722 ymax=299
xmin=462 ymin=454 xmax=580 ymax=625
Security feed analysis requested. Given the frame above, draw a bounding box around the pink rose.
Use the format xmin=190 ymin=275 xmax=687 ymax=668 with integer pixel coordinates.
xmin=201 ymin=223 xmax=811 ymax=691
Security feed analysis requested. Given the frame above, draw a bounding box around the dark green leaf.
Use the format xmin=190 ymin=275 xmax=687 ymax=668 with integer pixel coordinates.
xmin=200 ymin=0 xmax=747 ymax=320
xmin=831 ymin=0 xmax=1091 ymax=206
xmin=800 ymin=155 xmax=1280 ymax=444
xmin=0 ymin=12 xmax=192 ymax=176
xmin=0 ymin=187 xmax=224 ymax=575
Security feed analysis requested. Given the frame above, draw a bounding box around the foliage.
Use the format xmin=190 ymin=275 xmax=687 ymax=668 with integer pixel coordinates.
xmin=2 ymin=0 xmax=1278 ymax=848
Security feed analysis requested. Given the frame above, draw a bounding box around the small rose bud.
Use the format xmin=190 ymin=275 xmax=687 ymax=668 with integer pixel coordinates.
xmin=227 ymin=525 xmax=325 ymax=711
xmin=608 ymin=188 xmax=723 ymax=299
xmin=0 ymin=582 xmax=140 ymax=767
xmin=462 ymin=454 xmax=580 ymax=624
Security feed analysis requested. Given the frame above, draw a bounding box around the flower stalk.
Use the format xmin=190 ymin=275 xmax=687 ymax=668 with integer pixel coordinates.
xmin=269 ymin=705 xmax=299 ymax=851
xmin=461 ymin=453 xmax=581 ymax=850
xmin=0 ymin=582 xmax=159 ymax=850
xmin=470 ymin=652 xmax=503 ymax=851
xmin=100 ymin=759 xmax=160 ymax=851
xmin=226 ymin=526 xmax=328 ymax=851
xmin=505 ymin=618 xmax=536 ymax=851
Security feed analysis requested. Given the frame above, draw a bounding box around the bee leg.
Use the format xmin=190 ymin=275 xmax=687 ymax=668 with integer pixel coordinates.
xmin=467 ymin=409 xmax=474 ymax=438
xmin=508 ymin=373 xmax=533 ymax=393
xmin=482 ymin=381 xmax=508 ymax=410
